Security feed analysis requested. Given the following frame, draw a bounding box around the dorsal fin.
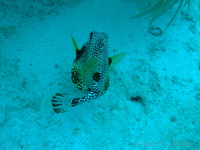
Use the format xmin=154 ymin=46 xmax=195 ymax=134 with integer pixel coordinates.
xmin=109 ymin=52 xmax=126 ymax=70
xmin=71 ymin=36 xmax=79 ymax=51
xmin=71 ymin=36 xmax=85 ymax=59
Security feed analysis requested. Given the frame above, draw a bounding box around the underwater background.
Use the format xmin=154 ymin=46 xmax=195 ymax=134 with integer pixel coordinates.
xmin=0 ymin=0 xmax=200 ymax=149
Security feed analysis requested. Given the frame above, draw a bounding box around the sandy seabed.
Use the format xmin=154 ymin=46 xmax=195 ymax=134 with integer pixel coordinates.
xmin=0 ymin=0 xmax=200 ymax=149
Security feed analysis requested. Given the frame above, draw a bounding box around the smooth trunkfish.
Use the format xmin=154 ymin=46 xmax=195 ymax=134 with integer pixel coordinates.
xmin=52 ymin=31 xmax=125 ymax=113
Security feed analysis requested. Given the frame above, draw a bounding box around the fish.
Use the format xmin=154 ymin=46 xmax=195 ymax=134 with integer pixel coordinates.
xmin=52 ymin=31 xmax=125 ymax=113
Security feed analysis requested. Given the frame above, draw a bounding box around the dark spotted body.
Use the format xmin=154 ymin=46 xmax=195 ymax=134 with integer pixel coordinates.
xmin=52 ymin=31 xmax=125 ymax=113
xmin=71 ymin=31 xmax=109 ymax=106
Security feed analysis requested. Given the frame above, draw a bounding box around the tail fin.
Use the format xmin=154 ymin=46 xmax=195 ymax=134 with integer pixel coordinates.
xmin=51 ymin=93 xmax=72 ymax=113
xmin=52 ymin=90 xmax=99 ymax=113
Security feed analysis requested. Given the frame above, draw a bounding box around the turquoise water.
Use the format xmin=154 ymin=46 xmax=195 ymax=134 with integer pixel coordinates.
xmin=0 ymin=0 xmax=200 ymax=149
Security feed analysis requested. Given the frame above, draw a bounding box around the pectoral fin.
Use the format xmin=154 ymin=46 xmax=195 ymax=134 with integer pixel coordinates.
xmin=109 ymin=52 xmax=126 ymax=70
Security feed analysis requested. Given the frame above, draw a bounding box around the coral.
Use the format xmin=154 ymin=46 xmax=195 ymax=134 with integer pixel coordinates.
xmin=132 ymin=0 xmax=193 ymax=29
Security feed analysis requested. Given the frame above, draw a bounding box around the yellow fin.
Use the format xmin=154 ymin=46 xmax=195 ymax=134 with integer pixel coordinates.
xmin=71 ymin=36 xmax=79 ymax=51
xmin=109 ymin=52 xmax=126 ymax=70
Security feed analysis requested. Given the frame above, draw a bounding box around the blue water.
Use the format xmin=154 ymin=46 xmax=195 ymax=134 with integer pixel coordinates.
xmin=0 ymin=0 xmax=200 ymax=149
